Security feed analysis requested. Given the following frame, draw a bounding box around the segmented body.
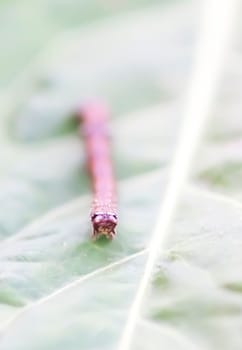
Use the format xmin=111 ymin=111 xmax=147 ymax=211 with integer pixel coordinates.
xmin=78 ymin=102 xmax=117 ymax=239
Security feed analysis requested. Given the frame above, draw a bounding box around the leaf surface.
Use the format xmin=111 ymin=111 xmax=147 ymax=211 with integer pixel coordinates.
xmin=0 ymin=1 xmax=241 ymax=350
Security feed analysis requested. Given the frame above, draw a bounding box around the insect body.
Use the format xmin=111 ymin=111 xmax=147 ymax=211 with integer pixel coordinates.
xmin=77 ymin=102 xmax=117 ymax=239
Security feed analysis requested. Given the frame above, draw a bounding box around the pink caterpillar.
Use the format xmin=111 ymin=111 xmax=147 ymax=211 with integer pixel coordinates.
xmin=77 ymin=102 xmax=117 ymax=239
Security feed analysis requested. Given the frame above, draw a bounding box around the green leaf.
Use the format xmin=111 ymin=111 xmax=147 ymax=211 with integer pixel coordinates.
xmin=0 ymin=1 xmax=241 ymax=350
xmin=0 ymin=0 xmax=167 ymax=89
xmin=1 ymin=181 xmax=242 ymax=350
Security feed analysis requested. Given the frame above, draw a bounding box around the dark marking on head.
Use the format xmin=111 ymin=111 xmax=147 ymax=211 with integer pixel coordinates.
xmin=91 ymin=213 xmax=117 ymax=239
